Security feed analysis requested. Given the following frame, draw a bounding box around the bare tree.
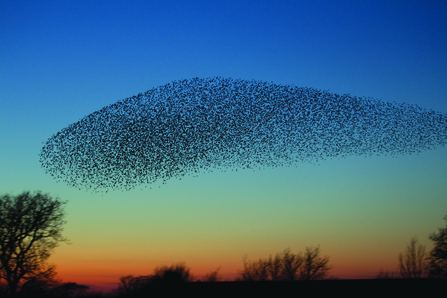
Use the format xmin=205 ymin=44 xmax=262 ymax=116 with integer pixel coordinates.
xmin=398 ymin=237 xmax=427 ymax=278
xmin=267 ymin=253 xmax=282 ymax=281
xmin=0 ymin=191 xmax=67 ymax=296
xmin=240 ymin=256 xmax=271 ymax=281
xmin=116 ymin=275 xmax=136 ymax=297
xmin=299 ymin=246 xmax=332 ymax=280
xmin=115 ymin=275 xmax=152 ymax=297
xmin=239 ymin=247 xmax=332 ymax=281
xmin=279 ymin=248 xmax=303 ymax=281
xmin=19 ymin=265 xmax=60 ymax=296
xmin=427 ymin=214 xmax=447 ymax=279
xmin=202 ymin=267 xmax=221 ymax=282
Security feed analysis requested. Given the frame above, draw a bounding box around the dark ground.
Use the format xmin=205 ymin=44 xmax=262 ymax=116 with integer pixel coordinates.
xmin=118 ymin=278 xmax=445 ymax=297
xmin=8 ymin=278 xmax=445 ymax=297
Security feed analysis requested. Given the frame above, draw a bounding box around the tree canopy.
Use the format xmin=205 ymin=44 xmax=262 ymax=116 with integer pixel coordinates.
xmin=427 ymin=214 xmax=447 ymax=280
xmin=0 ymin=191 xmax=67 ymax=296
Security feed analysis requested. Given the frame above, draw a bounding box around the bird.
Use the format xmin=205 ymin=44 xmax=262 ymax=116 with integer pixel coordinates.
xmin=39 ymin=77 xmax=447 ymax=192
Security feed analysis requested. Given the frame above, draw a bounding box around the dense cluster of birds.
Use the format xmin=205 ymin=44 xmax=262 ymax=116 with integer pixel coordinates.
xmin=39 ymin=77 xmax=447 ymax=191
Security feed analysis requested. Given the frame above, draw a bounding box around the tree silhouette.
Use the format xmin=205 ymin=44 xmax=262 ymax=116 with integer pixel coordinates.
xmin=116 ymin=263 xmax=193 ymax=297
xmin=278 ymin=248 xmax=303 ymax=281
xmin=52 ymin=282 xmax=89 ymax=297
xmin=240 ymin=255 xmax=271 ymax=281
xmin=151 ymin=263 xmax=193 ymax=284
xmin=398 ymin=237 xmax=427 ymax=278
xmin=202 ymin=267 xmax=221 ymax=282
xmin=267 ymin=253 xmax=282 ymax=281
xmin=115 ymin=275 xmax=152 ymax=297
xmin=299 ymin=246 xmax=333 ymax=280
xmin=18 ymin=265 xmax=60 ymax=297
xmin=0 ymin=191 xmax=67 ymax=296
xmin=427 ymin=214 xmax=447 ymax=279
xmin=239 ymin=247 xmax=332 ymax=281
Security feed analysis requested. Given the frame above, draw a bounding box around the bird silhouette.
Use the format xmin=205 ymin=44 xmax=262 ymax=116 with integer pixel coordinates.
xmin=40 ymin=77 xmax=447 ymax=191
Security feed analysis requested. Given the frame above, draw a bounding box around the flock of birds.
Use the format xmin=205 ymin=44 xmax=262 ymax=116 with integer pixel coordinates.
xmin=39 ymin=77 xmax=447 ymax=191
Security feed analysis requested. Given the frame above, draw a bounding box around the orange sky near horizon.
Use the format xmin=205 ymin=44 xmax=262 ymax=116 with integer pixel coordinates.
xmin=2 ymin=1 xmax=446 ymax=294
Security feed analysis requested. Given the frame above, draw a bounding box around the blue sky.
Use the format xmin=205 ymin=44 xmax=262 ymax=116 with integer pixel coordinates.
xmin=1 ymin=0 xmax=447 ymax=291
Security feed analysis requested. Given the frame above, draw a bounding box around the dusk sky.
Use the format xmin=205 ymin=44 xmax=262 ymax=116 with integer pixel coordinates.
xmin=1 ymin=0 xmax=447 ymax=292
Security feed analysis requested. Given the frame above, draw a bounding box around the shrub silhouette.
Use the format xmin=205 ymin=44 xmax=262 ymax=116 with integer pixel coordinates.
xmin=202 ymin=267 xmax=221 ymax=282
xmin=116 ymin=263 xmax=193 ymax=297
xmin=151 ymin=263 xmax=193 ymax=284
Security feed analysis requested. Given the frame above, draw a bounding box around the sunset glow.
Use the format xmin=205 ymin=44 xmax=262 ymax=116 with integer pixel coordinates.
xmin=1 ymin=0 xmax=446 ymax=293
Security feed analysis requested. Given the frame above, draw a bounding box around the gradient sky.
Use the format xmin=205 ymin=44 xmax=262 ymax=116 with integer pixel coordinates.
xmin=1 ymin=0 xmax=447 ymax=292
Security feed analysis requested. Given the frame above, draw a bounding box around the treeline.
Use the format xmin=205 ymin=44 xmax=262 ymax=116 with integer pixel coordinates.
xmin=0 ymin=281 xmax=96 ymax=298
xmin=1 ymin=192 xmax=447 ymax=297
xmin=376 ymin=214 xmax=447 ymax=280
xmin=0 ymin=247 xmax=332 ymax=297
xmin=0 ymin=192 xmax=333 ymax=298
xmin=238 ymin=247 xmax=332 ymax=281
xmin=113 ymin=246 xmax=332 ymax=297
